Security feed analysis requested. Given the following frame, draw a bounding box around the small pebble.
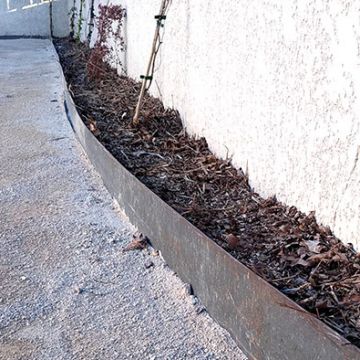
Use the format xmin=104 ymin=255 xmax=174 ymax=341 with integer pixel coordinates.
xmin=195 ymin=305 xmax=206 ymax=315
xmin=190 ymin=295 xmax=198 ymax=305
xmin=183 ymin=283 xmax=193 ymax=297
xmin=74 ymin=286 xmax=84 ymax=294
xmin=20 ymin=276 xmax=27 ymax=281
xmin=144 ymin=259 xmax=154 ymax=269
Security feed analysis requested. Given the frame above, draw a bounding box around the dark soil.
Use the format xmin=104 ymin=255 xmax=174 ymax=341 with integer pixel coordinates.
xmin=55 ymin=38 xmax=360 ymax=347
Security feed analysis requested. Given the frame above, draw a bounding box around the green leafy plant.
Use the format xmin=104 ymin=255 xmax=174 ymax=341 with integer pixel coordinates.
xmin=75 ymin=0 xmax=85 ymax=42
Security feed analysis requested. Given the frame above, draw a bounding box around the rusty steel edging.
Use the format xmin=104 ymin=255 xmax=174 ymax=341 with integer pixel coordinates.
xmin=62 ymin=83 xmax=360 ymax=360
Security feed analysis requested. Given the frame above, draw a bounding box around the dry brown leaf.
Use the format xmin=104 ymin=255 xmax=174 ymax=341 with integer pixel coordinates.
xmin=123 ymin=232 xmax=148 ymax=252
xmin=341 ymin=294 xmax=360 ymax=305
xmin=225 ymin=234 xmax=240 ymax=250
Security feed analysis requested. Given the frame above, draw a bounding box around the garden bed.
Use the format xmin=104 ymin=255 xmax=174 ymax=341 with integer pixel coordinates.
xmin=55 ymin=38 xmax=360 ymax=348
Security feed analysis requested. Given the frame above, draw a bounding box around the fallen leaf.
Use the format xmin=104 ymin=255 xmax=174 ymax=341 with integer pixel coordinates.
xmin=293 ymin=258 xmax=310 ymax=267
xmin=305 ymin=240 xmax=321 ymax=254
xmin=89 ymin=121 xmax=101 ymax=136
xmin=308 ymin=250 xmax=333 ymax=265
xmin=225 ymin=234 xmax=240 ymax=249
xmin=341 ymin=294 xmax=360 ymax=305
xmin=123 ymin=232 xmax=148 ymax=252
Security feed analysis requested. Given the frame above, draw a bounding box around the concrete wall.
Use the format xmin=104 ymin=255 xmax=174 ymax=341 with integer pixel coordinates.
xmin=0 ymin=0 xmax=69 ymax=37
xmin=78 ymin=0 xmax=360 ymax=250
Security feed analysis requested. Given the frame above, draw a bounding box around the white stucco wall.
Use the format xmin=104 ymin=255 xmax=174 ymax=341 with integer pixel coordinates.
xmin=68 ymin=1 xmax=360 ymax=250
xmin=0 ymin=0 xmax=69 ymax=37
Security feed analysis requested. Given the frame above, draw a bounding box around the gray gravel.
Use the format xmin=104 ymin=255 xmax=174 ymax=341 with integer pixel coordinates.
xmin=0 ymin=39 xmax=246 ymax=360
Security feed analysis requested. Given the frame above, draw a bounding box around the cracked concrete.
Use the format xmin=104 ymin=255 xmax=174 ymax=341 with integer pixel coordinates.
xmin=0 ymin=39 xmax=246 ymax=360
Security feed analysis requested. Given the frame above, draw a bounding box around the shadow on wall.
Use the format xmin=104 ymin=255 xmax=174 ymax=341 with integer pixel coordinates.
xmin=0 ymin=0 xmax=69 ymax=37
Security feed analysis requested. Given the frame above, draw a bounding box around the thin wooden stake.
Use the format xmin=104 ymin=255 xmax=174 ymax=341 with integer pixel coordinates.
xmin=132 ymin=0 xmax=168 ymax=126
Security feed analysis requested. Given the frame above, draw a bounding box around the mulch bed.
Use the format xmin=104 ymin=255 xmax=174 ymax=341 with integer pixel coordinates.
xmin=55 ymin=38 xmax=360 ymax=347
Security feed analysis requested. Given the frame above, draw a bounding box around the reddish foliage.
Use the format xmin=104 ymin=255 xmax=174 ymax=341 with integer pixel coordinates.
xmin=87 ymin=4 xmax=126 ymax=80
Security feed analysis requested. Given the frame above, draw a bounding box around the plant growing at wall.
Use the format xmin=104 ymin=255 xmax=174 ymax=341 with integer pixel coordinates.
xmin=68 ymin=0 xmax=77 ymax=38
xmin=87 ymin=0 xmax=96 ymax=44
xmin=87 ymin=4 xmax=126 ymax=81
xmin=75 ymin=0 xmax=85 ymax=42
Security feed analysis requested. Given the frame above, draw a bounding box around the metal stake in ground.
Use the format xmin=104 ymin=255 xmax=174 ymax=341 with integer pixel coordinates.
xmin=132 ymin=0 xmax=170 ymax=126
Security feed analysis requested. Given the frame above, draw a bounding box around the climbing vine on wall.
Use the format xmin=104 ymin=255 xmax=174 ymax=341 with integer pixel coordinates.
xmin=87 ymin=4 xmax=126 ymax=81
xmin=87 ymin=0 xmax=96 ymax=44
xmin=76 ymin=0 xmax=85 ymax=42
xmin=68 ymin=0 xmax=77 ymax=38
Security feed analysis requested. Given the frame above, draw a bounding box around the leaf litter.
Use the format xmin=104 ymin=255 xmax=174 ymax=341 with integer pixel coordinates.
xmin=55 ymin=38 xmax=360 ymax=347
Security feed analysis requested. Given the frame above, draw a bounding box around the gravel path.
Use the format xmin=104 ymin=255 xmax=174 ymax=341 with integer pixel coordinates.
xmin=0 ymin=39 xmax=246 ymax=360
